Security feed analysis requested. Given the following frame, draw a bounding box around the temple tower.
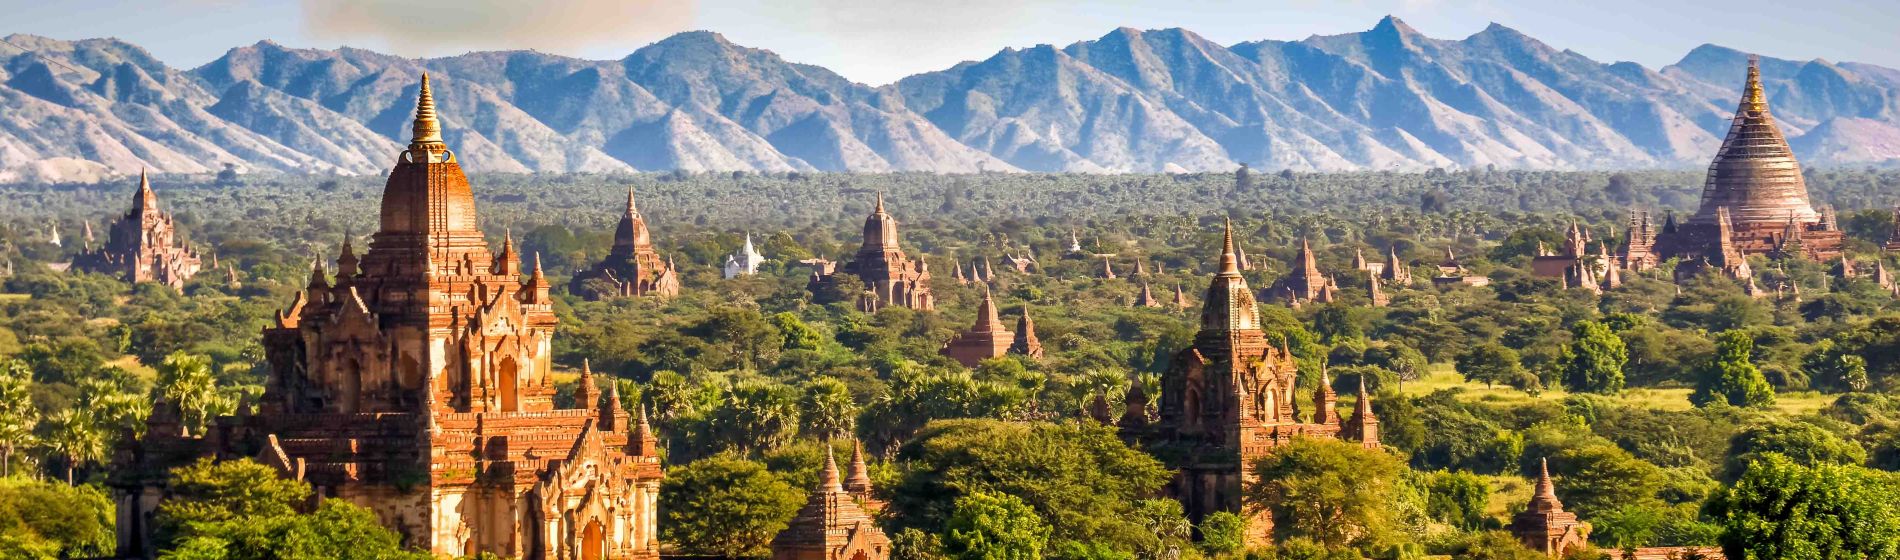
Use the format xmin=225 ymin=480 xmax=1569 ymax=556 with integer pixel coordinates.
xmin=811 ymin=195 xmax=935 ymax=311
xmin=1127 ymin=220 xmax=1370 ymax=548
xmin=769 ymin=448 xmax=891 ymax=560
xmin=1655 ymin=57 xmax=1842 ymax=264
xmin=572 ymin=188 xmax=680 ymax=299
xmin=112 ymin=76 xmax=664 ymax=560
xmin=1510 ymin=459 xmax=1590 ymax=557
xmin=1008 ymin=306 xmax=1044 ymax=359
xmin=940 ymin=285 xmax=1013 ymax=367
xmin=71 ymin=170 xmax=202 ymax=290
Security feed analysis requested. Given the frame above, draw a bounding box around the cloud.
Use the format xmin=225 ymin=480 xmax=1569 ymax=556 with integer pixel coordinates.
xmin=301 ymin=0 xmax=696 ymax=56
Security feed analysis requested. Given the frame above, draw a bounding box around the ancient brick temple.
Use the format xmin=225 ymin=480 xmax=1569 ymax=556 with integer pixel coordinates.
xmin=1653 ymin=57 xmax=1842 ymax=270
xmin=940 ymin=285 xmax=1014 ymax=367
xmin=571 ymin=188 xmax=680 ymax=299
xmin=1620 ymin=210 xmax=1660 ymax=271
xmin=1008 ymin=306 xmax=1044 ymax=359
xmin=110 ymin=76 xmax=663 ymax=560
xmin=1532 ymin=224 xmax=1617 ymax=292
xmin=1510 ymin=459 xmax=1589 ymax=557
xmin=1121 ymin=221 xmax=1377 ymax=547
xmin=70 ymin=170 xmax=202 ymax=290
xmin=1266 ymin=238 xmax=1337 ymax=306
xmin=769 ymin=445 xmax=890 ymax=560
xmin=809 ymin=195 xmax=934 ymax=312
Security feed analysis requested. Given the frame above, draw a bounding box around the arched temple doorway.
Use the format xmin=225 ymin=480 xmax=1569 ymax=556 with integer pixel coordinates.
xmin=581 ymin=519 xmax=604 ymax=560
xmin=497 ymin=356 xmax=519 ymax=412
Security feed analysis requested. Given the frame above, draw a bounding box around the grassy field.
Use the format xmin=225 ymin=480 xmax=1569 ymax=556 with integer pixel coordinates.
xmin=1400 ymin=364 xmax=1835 ymax=416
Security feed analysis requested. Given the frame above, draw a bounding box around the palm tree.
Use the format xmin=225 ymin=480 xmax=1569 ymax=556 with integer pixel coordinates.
xmin=159 ymin=352 xmax=229 ymax=434
xmin=799 ymin=377 xmax=857 ymax=440
xmin=0 ymin=359 xmax=37 ymax=477
xmin=42 ymin=409 xmax=106 ymax=485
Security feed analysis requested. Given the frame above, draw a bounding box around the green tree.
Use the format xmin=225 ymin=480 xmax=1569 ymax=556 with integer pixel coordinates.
xmin=1802 ymin=340 xmax=1869 ymax=393
xmin=944 ymin=491 xmax=1049 ymax=560
xmin=162 ymin=498 xmax=426 ymax=560
xmin=1198 ymin=511 xmax=1247 ymax=556
xmin=1691 ymin=331 xmax=1775 ymax=409
xmin=1456 ymin=343 xmax=1533 ymax=390
xmin=1311 ymin=305 xmax=1365 ymax=344
xmin=1425 ymin=470 xmax=1489 ymax=530
xmin=889 ymin=420 xmax=1170 ymax=555
xmin=1721 ymin=420 xmax=1866 ymax=482
xmin=1560 ymin=321 xmax=1627 ymax=394
xmin=156 ymin=458 xmax=309 ymax=546
xmin=706 ymin=380 xmax=800 ymax=454
xmin=0 ymin=359 xmax=37 ymax=476
xmin=0 ymin=477 xmax=115 ymax=559
xmin=1249 ymin=438 xmax=1413 ymax=549
xmin=1445 ymin=531 xmax=1548 ymax=560
xmin=39 ymin=409 xmax=105 ymax=485
xmin=658 ymin=455 xmax=804 ymax=558
xmin=769 ymin=312 xmax=826 ymax=352
xmin=799 ymin=377 xmax=857 ymax=440
xmin=157 ymin=352 xmax=232 ymax=435
xmin=1706 ymin=453 xmax=1900 ymax=560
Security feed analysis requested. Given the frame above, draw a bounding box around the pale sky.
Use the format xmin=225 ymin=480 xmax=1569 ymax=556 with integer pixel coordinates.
xmin=3 ymin=0 xmax=1897 ymax=85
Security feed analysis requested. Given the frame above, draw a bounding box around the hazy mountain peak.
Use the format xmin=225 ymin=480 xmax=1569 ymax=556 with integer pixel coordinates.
xmin=6 ymin=21 xmax=1900 ymax=180
xmin=1370 ymin=15 xmax=1422 ymax=41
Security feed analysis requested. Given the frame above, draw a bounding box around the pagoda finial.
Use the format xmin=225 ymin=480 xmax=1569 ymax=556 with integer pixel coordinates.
xmin=1533 ymin=457 xmax=1561 ymax=507
xmin=133 ymin=167 xmax=158 ymax=210
xmin=874 ymin=192 xmax=886 ymax=214
xmin=627 ymin=186 xmax=639 ymax=215
xmin=1218 ymin=218 xmax=1241 ymax=276
xmin=845 ymin=440 xmax=874 ymax=493
xmin=411 ymin=74 xmax=443 ymax=145
xmin=1356 ymin=376 xmax=1372 ymax=414
xmin=1742 ymin=54 xmax=1768 ymax=115
xmin=820 ymin=445 xmax=844 ymax=492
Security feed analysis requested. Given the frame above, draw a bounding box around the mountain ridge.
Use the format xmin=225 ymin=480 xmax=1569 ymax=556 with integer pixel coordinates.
xmin=4 ymin=18 xmax=1899 ymax=181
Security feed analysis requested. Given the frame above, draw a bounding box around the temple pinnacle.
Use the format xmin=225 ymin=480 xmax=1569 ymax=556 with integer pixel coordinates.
xmin=1217 ymin=219 xmax=1243 ymax=276
xmin=411 ymin=74 xmax=442 ymax=146
xmin=627 ymin=186 xmax=639 ymax=215
xmin=1742 ymin=55 xmax=1768 ymax=115
xmin=821 ymin=445 xmax=844 ymax=492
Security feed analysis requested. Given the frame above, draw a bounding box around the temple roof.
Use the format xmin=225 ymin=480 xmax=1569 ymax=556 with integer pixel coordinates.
xmin=1199 ymin=220 xmax=1262 ymax=335
xmin=613 ymin=187 xmax=655 ymax=256
xmin=1691 ymin=57 xmax=1819 ymax=226
xmin=861 ymin=193 xmax=900 ymax=252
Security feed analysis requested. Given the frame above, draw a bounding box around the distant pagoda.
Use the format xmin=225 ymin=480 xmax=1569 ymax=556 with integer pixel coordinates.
xmin=1123 ymin=220 xmax=1377 ymax=548
xmin=70 ymin=170 xmax=202 ymax=290
xmin=1654 ymin=57 xmax=1842 ymax=267
xmin=940 ymin=285 xmax=1013 ymax=367
xmin=724 ymin=233 xmax=765 ymax=279
xmin=571 ymin=188 xmax=681 ymax=299
xmin=810 ymin=195 xmax=935 ymax=312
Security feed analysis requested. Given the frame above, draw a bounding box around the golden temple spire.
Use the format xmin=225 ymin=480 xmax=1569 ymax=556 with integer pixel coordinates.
xmin=1741 ymin=55 xmax=1768 ymax=115
xmin=627 ymin=186 xmax=640 ymax=215
xmin=874 ymin=192 xmax=886 ymax=214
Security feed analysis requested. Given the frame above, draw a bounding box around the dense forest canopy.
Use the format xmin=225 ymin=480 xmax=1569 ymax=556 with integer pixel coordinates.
xmin=2 ymin=167 xmax=1899 ymax=559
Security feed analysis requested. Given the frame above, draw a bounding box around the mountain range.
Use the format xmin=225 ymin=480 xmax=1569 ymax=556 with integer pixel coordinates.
xmin=4 ymin=16 xmax=1900 ymax=182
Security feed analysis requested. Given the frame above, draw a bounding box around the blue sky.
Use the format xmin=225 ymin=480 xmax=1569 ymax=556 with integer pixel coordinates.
xmin=4 ymin=0 xmax=1897 ymax=85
